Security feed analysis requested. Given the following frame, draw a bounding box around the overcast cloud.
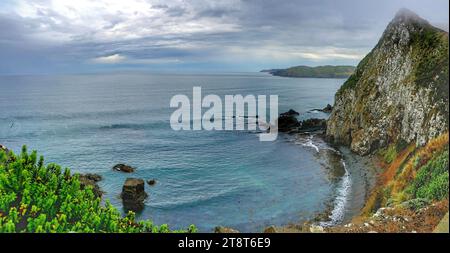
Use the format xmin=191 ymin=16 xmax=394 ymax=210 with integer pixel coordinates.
xmin=0 ymin=0 xmax=448 ymax=74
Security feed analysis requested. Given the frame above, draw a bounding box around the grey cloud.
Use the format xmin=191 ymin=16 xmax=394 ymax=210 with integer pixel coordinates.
xmin=0 ymin=0 xmax=448 ymax=74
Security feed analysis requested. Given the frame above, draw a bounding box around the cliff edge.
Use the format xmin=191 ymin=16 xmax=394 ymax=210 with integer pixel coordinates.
xmin=326 ymin=8 xmax=449 ymax=155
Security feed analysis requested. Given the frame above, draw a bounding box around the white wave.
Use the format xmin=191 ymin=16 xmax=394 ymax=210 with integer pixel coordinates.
xmin=320 ymin=159 xmax=352 ymax=227
xmin=297 ymin=135 xmax=320 ymax=153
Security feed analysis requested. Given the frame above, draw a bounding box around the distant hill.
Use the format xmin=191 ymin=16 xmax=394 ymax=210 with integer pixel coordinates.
xmin=261 ymin=65 xmax=356 ymax=78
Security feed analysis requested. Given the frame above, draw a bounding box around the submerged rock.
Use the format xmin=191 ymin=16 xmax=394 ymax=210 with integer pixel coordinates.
xmin=113 ymin=164 xmax=135 ymax=173
xmin=121 ymin=178 xmax=148 ymax=212
xmin=147 ymin=179 xmax=157 ymax=186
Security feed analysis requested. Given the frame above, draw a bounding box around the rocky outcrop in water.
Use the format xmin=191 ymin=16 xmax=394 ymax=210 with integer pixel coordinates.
xmin=147 ymin=179 xmax=157 ymax=186
xmin=278 ymin=110 xmax=327 ymax=133
xmin=121 ymin=178 xmax=148 ymax=212
xmin=280 ymin=109 xmax=300 ymax=116
xmin=326 ymin=9 xmax=449 ymax=155
xmin=322 ymin=104 xmax=333 ymax=113
xmin=113 ymin=163 xmax=135 ymax=173
xmin=278 ymin=112 xmax=301 ymax=132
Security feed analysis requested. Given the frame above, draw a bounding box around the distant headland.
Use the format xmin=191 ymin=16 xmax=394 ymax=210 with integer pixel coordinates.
xmin=261 ymin=65 xmax=356 ymax=78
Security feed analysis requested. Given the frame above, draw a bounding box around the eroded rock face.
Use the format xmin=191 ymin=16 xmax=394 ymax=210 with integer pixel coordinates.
xmin=326 ymin=9 xmax=449 ymax=155
xmin=121 ymin=178 xmax=148 ymax=212
xmin=277 ymin=114 xmax=300 ymax=132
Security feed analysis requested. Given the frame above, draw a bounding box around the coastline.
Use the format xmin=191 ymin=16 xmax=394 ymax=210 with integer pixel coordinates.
xmin=261 ymin=133 xmax=380 ymax=233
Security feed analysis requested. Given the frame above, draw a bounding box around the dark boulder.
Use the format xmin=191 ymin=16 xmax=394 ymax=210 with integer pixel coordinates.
xmin=309 ymin=104 xmax=333 ymax=113
xmin=113 ymin=164 xmax=135 ymax=173
xmin=77 ymin=173 xmax=103 ymax=198
xmin=147 ymin=179 xmax=157 ymax=186
xmin=299 ymin=118 xmax=327 ymax=132
xmin=278 ymin=115 xmax=300 ymax=132
xmin=280 ymin=109 xmax=300 ymax=117
xmin=121 ymin=178 xmax=148 ymax=212
xmin=322 ymin=104 xmax=333 ymax=113
xmin=278 ymin=110 xmax=327 ymax=133
xmin=278 ymin=110 xmax=301 ymax=132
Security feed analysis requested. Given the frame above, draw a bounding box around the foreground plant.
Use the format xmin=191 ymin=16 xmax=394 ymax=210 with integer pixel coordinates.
xmin=0 ymin=146 xmax=196 ymax=233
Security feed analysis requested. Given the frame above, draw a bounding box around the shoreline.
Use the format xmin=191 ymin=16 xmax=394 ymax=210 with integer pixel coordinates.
xmin=261 ymin=133 xmax=380 ymax=233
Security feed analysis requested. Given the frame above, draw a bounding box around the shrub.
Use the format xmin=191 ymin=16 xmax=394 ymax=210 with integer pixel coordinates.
xmin=409 ymin=149 xmax=449 ymax=201
xmin=416 ymin=171 xmax=449 ymax=201
xmin=0 ymin=146 xmax=196 ymax=233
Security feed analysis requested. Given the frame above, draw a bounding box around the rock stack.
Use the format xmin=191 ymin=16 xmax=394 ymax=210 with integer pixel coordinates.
xmin=121 ymin=178 xmax=148 ymax=212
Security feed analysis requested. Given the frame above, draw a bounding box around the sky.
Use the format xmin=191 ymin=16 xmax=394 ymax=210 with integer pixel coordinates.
xmin=0 ymin=0 xmax=448 ymax=75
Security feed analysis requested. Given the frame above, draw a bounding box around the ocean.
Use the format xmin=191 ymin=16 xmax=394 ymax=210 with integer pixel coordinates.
xmin=0 ymin=72 xmax=371 ymax=232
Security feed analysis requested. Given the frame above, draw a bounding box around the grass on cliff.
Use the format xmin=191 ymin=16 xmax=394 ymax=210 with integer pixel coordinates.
xmin=0 ymin=146 xmax=196 ymax=233
xmin=336 ymin=51 xmax=373 ymax=95
xmin=362 ymin=133 xmax=449 ymax=215
xmin=410 ymin=26 xmax=449 ymax=93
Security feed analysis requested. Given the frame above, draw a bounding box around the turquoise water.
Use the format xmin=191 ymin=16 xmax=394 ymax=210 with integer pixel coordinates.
xmin=0 ymin=72 xmax=346 ymax=232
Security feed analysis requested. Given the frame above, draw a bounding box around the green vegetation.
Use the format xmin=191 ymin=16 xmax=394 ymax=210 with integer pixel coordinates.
xmin=0 ymin=146 xmax=196 ymax=233
xmin=268 ymin=65 xmax=355 ymax=78
xmin=381 ymin=145 xmax=398 ymax=164
xmin=410 ymin=25 xmax=449 ymax=92
xmin=408 ymin=149 xmax=449 ymax=201
xmin=362 ymin=133 xmax=449 ymax=215
xmin=336 ymin=52 xmax=373 ymax=95
xmin=378 ymin=140 xmax=410 ymax=165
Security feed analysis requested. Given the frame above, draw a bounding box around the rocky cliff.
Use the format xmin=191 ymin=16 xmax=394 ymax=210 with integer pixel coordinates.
xmin=326 ymin=9 xmax=449 ymax=155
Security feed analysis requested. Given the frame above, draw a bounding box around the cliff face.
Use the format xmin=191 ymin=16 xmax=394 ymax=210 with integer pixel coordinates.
xmin=326 ymin=9 xmax=449 ymax=155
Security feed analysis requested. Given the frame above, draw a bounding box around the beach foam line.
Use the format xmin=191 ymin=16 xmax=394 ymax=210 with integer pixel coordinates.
xmin=297 ymin=135 xmax=320 ymax=153
xmin=320 ymin=159 xmax=351 ymax=227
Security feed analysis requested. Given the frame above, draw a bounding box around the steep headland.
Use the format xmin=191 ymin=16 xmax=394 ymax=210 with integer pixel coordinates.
xmin=326 ymin=8 xmax=449 ymax=156
xmin=324 ymin=9 xmax=449 ymax=232
xmin=265 ymin=9 xmax=449 ymax=233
